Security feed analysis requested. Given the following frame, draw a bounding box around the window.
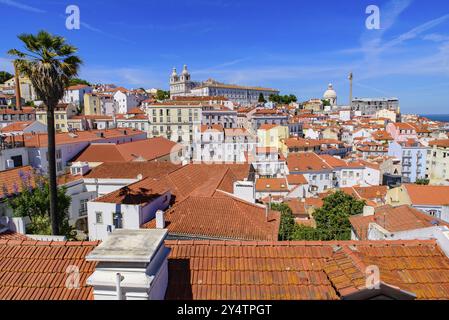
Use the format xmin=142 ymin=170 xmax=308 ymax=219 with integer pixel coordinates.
xmin=56 ymin=162 xmax=63 ymax=172
xmin=79 ymin=199 xmax=88 ymax=215
xmin=56 ymin=150 xmax=62 ymax=159
xmin=95 ymin=212 xmax=103 ymax=224
xmin=113 ymin=212 xmax=123 ymax=229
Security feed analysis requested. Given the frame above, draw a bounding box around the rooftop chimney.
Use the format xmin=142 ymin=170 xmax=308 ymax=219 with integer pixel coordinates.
xmin=86 ymin=229 xmax=170 ymax=300
xmin=363 ymin=206 xmax=375 ymax=217
xmin=156 ymin=210 xmax=165 ymax=229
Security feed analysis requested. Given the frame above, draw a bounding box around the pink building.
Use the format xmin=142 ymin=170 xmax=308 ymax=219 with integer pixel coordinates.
xmin=386 ymin=122 xmax=417 ymax=142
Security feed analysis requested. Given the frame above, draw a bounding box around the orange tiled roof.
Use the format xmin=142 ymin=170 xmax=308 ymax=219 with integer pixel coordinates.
xmin=0 ymin=239 xmax=98 ymax=300
xmin=255 ymin=178 xmax=288 ymax=192
xmin=143 ymin=192 xmax=280 ymax=241
xmin=287 ymin=153 xmax=332 ymax=172
xmin=429 ymin=139 xmax=449 ymax=148
xmin=93 ymin=164 xmax=250 ymax=207
xmin=404 ymin=184 xmax=449 ymax=206
xmin=84 ymin=162 xmax=180 ymax=180
xmin=350 ymin=205 xmax=449 ymax=240
xmin=0 ymin=121 xmax=33 ymax=133
xmin=284 ymin=138 xmax=321 ymax=149
xmin=165 ymin=239 xmax=449 ymax=300
xmin=0 ymin=166 xmax=35 ymax=199
xmin=73 ymin=137 xmax=180 ymax=163
xmin=23 ymin=129 xmax=145 ymax=148
xmin=0 ymin=231 xmax=30 ymax=241
xmin=287 ymin=174 xmax=308 ymax=185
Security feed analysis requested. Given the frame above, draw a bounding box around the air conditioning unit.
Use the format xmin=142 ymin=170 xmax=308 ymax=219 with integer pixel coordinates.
xmin=5 ymin=159 xmax=14 ymax=169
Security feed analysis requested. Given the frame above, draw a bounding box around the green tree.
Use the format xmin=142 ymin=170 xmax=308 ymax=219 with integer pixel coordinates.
xmin=68 ymin=78 xmax=90 ymax=86
xmin=416 ymin=179 xmax=430 ymax=185
xmin=156 ymin=89 xmax=170 ymax=101
xmin=272 ymin=203 xmax=295 ymax=240
xmin=0 ymin=71 xmax=13 ymax=84
xmin=258 ymin=93 xmax=266 ymax=103
xmin=5 ymin=171 xmax=74 ymax=239
xmin=8 ymin=30 xmax=82 ymax=235
xmin=313 ymin=191 xmax=365 ymax=240
xmin=322 ymin=99 xmax=331 ymax=107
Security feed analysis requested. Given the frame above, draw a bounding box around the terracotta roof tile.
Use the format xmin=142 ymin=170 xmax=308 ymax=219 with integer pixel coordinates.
xmin=0 ymin=166 xmax=36 ymax=199
xmin=166 ymin=240 xmax=449 ymax=300
xmin=73 ymin=137 xmax=181 ymax=163
xmin=0 ymin=240 xmax=98 ymax=300
xmin=143 ymin=192 xmax=280 ymax=241
xmin=350 ymin=205 xmax=449 ymax=240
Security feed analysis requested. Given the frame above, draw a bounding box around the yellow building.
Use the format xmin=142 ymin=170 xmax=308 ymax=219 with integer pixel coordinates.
xmin=3 ymin=75 xmax=37 ymax=102
xmin=302 ymin=99 xmax=323 ymax=112
xmin=427 ymin=139 xmax=449 ymax=185
xmin=257 ymin=124 xmax=289 ymax=152
xmin=36 ymin=103 xmax=77 ymax=132
xmin=84 ymin=93 xmax=116 ymax=115
xmin=145 ymin=102 xmax=202 ymax=143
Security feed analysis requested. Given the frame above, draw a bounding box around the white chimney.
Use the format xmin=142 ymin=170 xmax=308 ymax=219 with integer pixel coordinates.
xmin=86 ymin=229 xmax=169 ymax=300
xmin=233 ymin=180 xmax=255 ymax=203
xmin=363 ymin=206 xmax=375 ymax=217
xmin=156 ymin=210 xmax=165 ymax=229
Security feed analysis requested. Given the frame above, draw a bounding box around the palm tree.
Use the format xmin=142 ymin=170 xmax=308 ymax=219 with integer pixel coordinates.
xmin=8 ymin=30 xmax=82 ymax=235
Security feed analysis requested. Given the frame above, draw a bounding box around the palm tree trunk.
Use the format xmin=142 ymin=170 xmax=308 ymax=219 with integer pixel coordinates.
xmin=13 ymin=63 xmax=22 ymax=110
xmin=47 ymin=106 xmax=59 ymax=235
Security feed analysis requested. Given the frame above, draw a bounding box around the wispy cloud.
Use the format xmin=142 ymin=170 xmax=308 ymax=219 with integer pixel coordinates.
xmin=0 ymin=0 xmax=45 ymax=13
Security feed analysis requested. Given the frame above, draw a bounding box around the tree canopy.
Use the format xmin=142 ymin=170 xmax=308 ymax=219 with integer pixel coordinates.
xmin=0 ymin=71 xmax=13 ymax=84
xmin=156 ymin=89 xmax=170 ymax=101
xmin=269 ymin=94 xmax=297 ymax=104
xmin=4 ymin=170 xmax=75 ymax=239
xmin=275 ymin=191 xmax=365 ymax=241
xmin=69 ymin=78 xmax=90 ymax=86
xmin=258 ymin=93 xmax=267 ymax=103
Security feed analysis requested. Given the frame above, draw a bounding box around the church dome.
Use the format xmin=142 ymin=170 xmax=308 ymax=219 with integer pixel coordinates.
xmin=323 ymin=83 xmax=337 ymax=100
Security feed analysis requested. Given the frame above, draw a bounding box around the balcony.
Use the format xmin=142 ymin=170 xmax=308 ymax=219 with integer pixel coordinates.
xmin=0 ymin=136 xmax=25 ymax=150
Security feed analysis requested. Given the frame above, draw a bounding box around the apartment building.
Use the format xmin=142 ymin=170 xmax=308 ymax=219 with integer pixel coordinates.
xmin=427 ymin=139 xmax=449 ymax=185
xmin=62 ymin=84 xmax=93 ymax=107
xmin=36 ymin=103 xmax=78 ymax=133
xmin=145 ymin=102 xmax=202 ymax=144
xmin=388 ymin=140 xmax=428 ymax=183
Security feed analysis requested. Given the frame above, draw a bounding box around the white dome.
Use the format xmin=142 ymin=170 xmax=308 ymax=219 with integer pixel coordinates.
xmin=171 ymin=67 xmax=178 ymax=77
xmin=323 ymin=83 xmax=337 ymax=99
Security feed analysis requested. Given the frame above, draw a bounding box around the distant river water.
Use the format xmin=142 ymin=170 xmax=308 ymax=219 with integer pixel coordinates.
xmin=421 ymin=115 xmax=449 ymax=123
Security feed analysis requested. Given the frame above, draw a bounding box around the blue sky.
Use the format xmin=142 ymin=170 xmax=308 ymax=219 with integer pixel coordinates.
xmin=0 ymin=0 xmax=449 ymax=114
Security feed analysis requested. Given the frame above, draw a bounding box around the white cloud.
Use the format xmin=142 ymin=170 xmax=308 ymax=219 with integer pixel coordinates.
xmin=0 ymin=0 xmax=45 ymax=13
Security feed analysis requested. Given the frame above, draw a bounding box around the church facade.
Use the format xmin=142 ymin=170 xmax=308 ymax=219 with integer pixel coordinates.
xmin=169 ymin=65 xmax=279 ymax=105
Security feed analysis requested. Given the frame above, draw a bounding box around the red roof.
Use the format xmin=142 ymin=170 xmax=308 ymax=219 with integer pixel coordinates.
xmin=0 ymin=121 xmax=33 ymax=133
xmin=287 ymin=153 xmax=332 ymax=172
xmin=0 ymin=166 xmax=36 ymax=199
xmin=350 ymin=205 xmax=449 ymax=240
xmin=165 ymin=239 xmax=449 ymax=300
xmin=73 ymin=137 xmax=181 ymax=163
xmin=84 ymin=162 xmax=180 ymax=179
xmin=0 ymin=239 xmax=98 ymax=300
xmin=23 ymin=129 xmax=145 ymax=147
xmin=404 ymin=184 xmax=449 ymax=206
xmin=143 ymin=191 xmax=280 ymax=241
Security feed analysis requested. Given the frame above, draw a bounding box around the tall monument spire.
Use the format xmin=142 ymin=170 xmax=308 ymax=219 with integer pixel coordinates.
xmin=348 ymin=72 xmax=353 ymax=106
